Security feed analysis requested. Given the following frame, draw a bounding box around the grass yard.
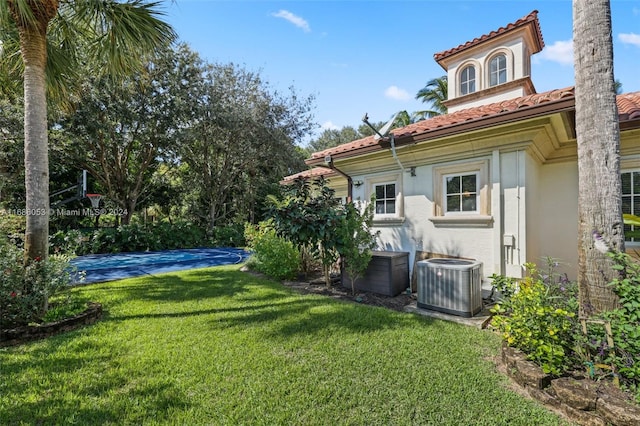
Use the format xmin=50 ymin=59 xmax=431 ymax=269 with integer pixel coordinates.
xmin=0 ymin=266 xmax=569 ymax=425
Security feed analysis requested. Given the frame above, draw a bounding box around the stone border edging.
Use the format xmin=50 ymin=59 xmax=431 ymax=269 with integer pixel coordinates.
xmin=0 ymin=302 xmax=103 ymax=347
xmin=501 ymin=343 xmax=640 ymax=426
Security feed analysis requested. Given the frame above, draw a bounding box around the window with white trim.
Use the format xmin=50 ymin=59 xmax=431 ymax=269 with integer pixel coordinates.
xmin=375 ymin=183 xmax=396 ymax=215
xmin=622 ymin=170 xmax=640 ymax=242
xmin=431 ymin=160 xmax=492 ymax=227
xmin=444 ymin=172 xmax=479 ymax=214
xmin=460 ymin=65 xmax=476 ymax=95
xmin=489 ymin=54 xmax=507 ymax=87
xmin=366 ymin=173 xmax=404 ymax=224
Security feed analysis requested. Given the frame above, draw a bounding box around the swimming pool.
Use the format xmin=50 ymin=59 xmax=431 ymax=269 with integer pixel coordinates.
xmin=70 ymin=247 xmax=250 ymax=284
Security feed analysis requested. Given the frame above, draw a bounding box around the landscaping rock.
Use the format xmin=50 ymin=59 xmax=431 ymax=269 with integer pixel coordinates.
xmin=0 ymin=302 xmax=102 ymax=347
xmin=513 ymin=356 xmax=552 ymax=389
xmin=596 ymin=387 xmax=640 ymax=426
xmin=501 ymin=343 xmax=519 ymax=368
xmin=558 ymin=404 xmax=606 ymax=426
xmin=500 ymin=344 xmax=640 ymax=426
xmin=551 ymin=377 xmax=597 ymax=411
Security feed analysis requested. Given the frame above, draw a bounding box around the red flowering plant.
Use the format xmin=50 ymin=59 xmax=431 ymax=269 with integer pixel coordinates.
xmin=0 ymin=239 xmax=76 ymax=329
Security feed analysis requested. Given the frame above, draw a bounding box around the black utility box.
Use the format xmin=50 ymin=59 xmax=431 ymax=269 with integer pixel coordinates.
xmin=342 ymin=251 xmax=410 ymax=296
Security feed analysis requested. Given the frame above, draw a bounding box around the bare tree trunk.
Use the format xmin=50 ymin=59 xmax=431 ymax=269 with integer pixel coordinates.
xmin=14 ymin=8 xmax=56 ymax=263
xmin=573 ymin=0 xmax=622 ymax=315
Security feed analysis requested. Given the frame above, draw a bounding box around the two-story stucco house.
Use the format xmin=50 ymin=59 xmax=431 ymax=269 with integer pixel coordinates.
xmin=283 ymin=10 xmax=640 ymax=282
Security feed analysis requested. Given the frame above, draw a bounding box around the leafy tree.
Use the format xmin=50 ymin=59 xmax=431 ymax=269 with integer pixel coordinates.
xmin=0 ymin=0 xmax=175 ymax=261
xmin=307 ymin=126 xmax=359 ymax=152
xmin=357 ymin=121 xmax=386 ymax=137
xmin=179 ymin=62 xmax=313 ymax=232
xmin=415 ymin=75 xmax=448 ymax=118
xmin=339 ymin=197 xmax=378 ymax=295
xmin=58 ymin=44 xmax=195 ymax=224
xmin=0 ymin=94 xmax=24 ymax=209
xmin=268 ymin=177 xmax=344 ymax=286
xmin=573 ymin=0 xmax=622 ymax=315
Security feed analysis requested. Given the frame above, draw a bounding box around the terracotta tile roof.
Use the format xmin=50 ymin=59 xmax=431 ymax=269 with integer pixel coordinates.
xmin=618 ymin=92 xmax=640 ymax=121
xmin=307 ymin=89 xmax=640 ymax=165
xmin=309 ymin=86 xmax=576 ymax=163
xmin=434 ymin=10 xmax=544 ymax=64
xmin=280 ymin=166 xmax=337 ymax=183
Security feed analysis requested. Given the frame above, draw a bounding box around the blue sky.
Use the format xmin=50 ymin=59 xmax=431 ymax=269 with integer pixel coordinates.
xmin=165 ymin=1 xmax=640 ymax=143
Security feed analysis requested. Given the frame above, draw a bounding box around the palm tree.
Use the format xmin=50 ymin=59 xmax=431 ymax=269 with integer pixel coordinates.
xmin=0 ymin=1 xmax=175 ymax=262
xmin=415 ymin=75 xmax=448 ymax=118
xmin=614 ymin=79 xmax=623 ymax=95
xmin=393 ymin=110 xmax=426 ymax=128
xmin=573 ymin=0 xmax=622 ymax=315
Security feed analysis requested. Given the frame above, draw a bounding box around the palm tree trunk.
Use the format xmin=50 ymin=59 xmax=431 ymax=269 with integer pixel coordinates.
xmin=573 ymin=0 xmax=622 ymax=315
xmin=17 ymin=14 xmax=53 ymax=262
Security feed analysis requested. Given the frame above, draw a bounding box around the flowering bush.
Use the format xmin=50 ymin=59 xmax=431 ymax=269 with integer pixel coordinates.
xmin=491 ymin=260 xmax=579 ymax=375
xmin=492 ymin=254 xmax=640 ymax=401
xmin=0 ymin=240 xmax=76 ymax=328
xmin=581 ymin=251 xmax=640 ymax=401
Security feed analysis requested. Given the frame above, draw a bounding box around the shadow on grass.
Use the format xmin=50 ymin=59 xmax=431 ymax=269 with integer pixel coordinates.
xmin=95 ymin=267 xmax=441 ymax=336
xmin=0 ymin=333 xmax=191 ymax=424
xmin=1 ymin=266 xmax=455 ymax=424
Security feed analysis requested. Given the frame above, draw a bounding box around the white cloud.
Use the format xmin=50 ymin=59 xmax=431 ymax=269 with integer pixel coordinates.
xmin=619 ymin=33 xmax=640 ymax=47
xmin=271 ymin=10 xmax=311 ymax=33
xmin=384 ymin=85 xmax=411 ymax=101
xmin=537 ymin=39 xmax=574 ymax=66
xmin=321 ymin=121 xmax=339 ymax=131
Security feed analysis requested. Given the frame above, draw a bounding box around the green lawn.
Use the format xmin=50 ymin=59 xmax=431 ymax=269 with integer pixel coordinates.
xmin=0 ymin=266 xmax=569 ymax=425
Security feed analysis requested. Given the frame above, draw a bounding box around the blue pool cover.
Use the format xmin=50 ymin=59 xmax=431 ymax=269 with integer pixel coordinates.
xmin=70 ymin=247 xmax=250 ymax=284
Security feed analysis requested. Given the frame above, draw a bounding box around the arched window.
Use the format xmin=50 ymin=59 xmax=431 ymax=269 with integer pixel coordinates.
xmin=460 ymin=65 xmax=476 ymax=95
xmin=489 ymin=54 xmax=507 ymax=86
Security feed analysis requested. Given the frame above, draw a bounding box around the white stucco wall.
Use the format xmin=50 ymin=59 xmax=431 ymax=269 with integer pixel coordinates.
xmin=352 ymin=157 xmax=496 ymax=280
xmin=446 ymin=37 xmax=529 ymax=100
xmin=534 ymin=161 xmax=579 ymax=279
xmin=499 ymin=150 xmax=527 ymax=277
xmin=346 ymin=148 xmax=579 ymax=282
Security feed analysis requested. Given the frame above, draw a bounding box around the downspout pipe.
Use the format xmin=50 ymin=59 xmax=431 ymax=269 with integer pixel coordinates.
xmin=387 ymin=134 xmax=405 ymax=173
xmin=317 ymin=159 xmax=353 ymax=203
xmin=362 ymin=112 xmax=405 ymax=172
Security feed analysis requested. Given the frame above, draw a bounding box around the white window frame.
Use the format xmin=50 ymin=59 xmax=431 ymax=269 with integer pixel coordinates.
xmin=460 ymin=65 xmax=476 ymax=95
xmin=366 ymin=172 xmax=404 ymax=225
xmin=489 ymin=54 xmax=507 ymax=87
xmin=622 ymin=169 xmax=640 ymax=244
xmin=442 ymin=171 xmax=480 ymax=215
xmin=431 ymin=160 xmax=492 ymax=227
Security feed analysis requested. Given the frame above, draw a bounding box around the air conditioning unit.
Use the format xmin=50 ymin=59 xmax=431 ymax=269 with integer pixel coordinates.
xmin=417 ymin=258 xmax=483 ymax=317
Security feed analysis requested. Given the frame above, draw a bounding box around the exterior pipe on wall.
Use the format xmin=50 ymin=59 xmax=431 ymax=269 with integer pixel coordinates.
xmin=317 ymin=161 xmax=353 ymax=203
xmin=388 ymin=134 xmax=406 ymax=173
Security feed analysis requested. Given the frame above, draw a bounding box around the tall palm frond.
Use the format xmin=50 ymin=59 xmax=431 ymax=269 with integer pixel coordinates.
xmin=415 ymin=75 xmax=448 ymax=117
xmin=0 ymin=0 xmax=176 ymax=260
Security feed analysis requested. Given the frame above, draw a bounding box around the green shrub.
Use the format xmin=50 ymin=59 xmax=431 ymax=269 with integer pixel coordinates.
xmin=211 ymin=224 xmax=246 ymax=247
xmin=580 ymin=252 xmax=640 ymax=402
xmin=0 ymin=241 xmax=76 ymax=328
xmin=0 ymin=213 xmax=25 ymax=237
xmin=50 ymin=229 xmax=86 ymax=255
xmin=244 ymin=221 xmax=299 ymax=280
xmin=491 ymin=261 xmax=579 ymax=375
xmin=54 ymin=221 xmax=209 ymax=255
